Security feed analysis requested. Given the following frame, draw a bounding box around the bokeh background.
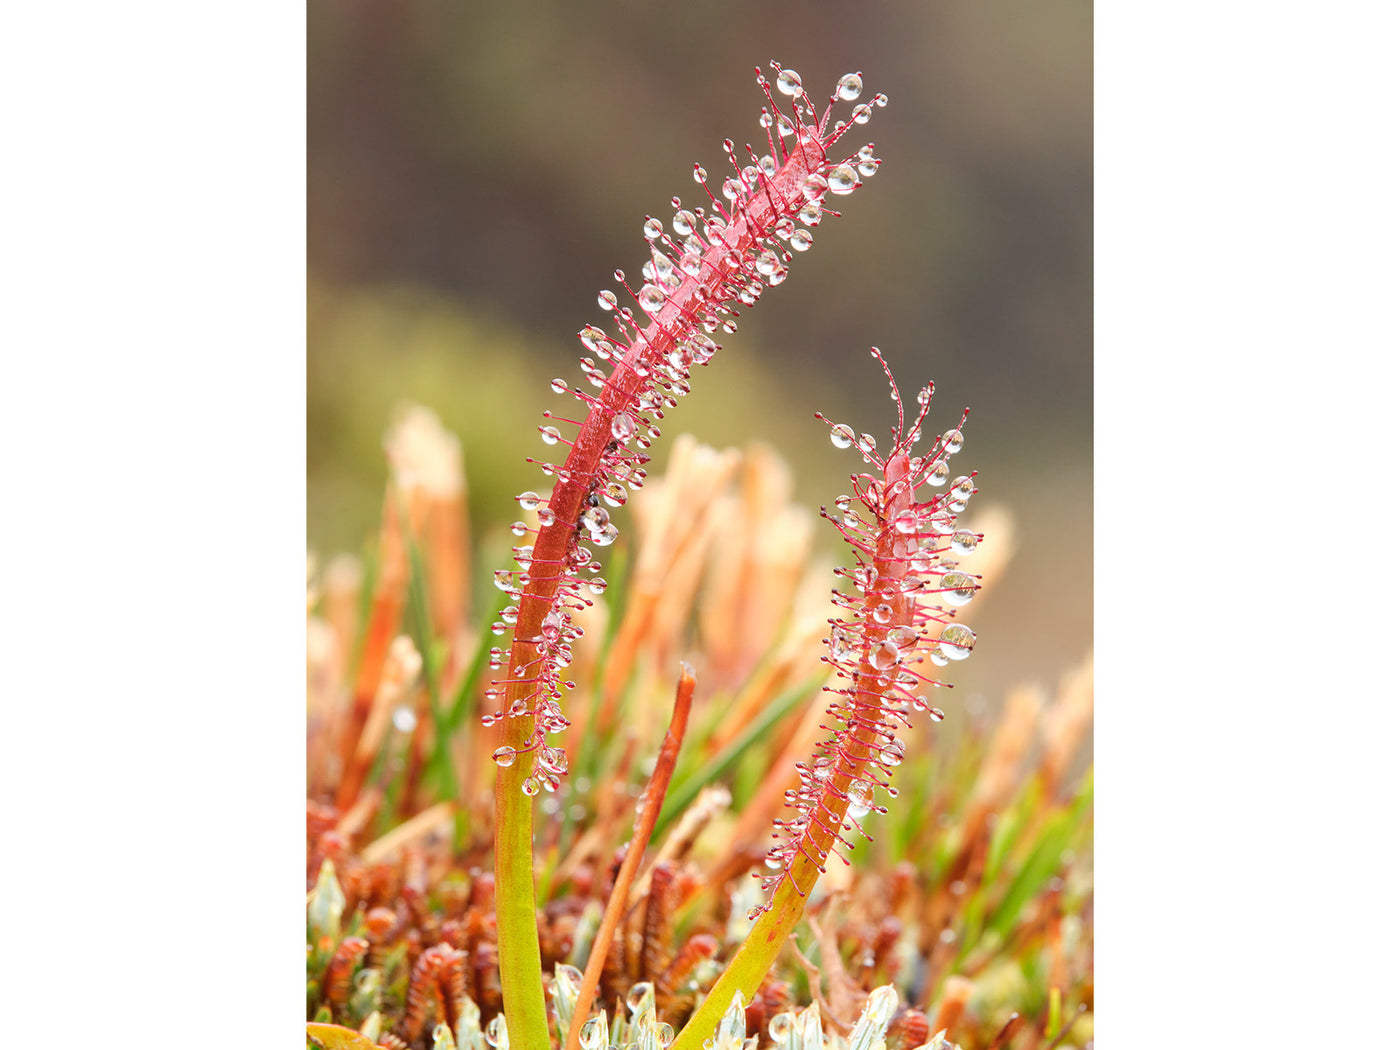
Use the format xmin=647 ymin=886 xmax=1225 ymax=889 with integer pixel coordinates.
xmin=308 ymin=1 xmax=1091 ymax=707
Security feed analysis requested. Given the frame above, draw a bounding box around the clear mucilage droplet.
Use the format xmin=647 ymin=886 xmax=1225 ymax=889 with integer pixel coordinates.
xmin=837 ymin=72 xmax=863 ymax=101
xmin=883 ymin=629 xmax=917 ymax=657
xmin=938 ymin=570 xmax=978 ymax=606
xmin=847 ymin=779 xmax=873 ymax=818
xmin=827 ymin=163 xmax=859 ymax=195
xmin=829 ymin=423 xmax=855 ymax=448
xmin=938 ymin=623 xmax=977 ymax=661
xmin=776 ymin=68 xmax=803 ymax=96
xmin=639 ymin=284 xmax=667 ymax=314
xmin=611 ymin=413 xmax=638 ymax=442
xmin=879 ymin=738 xmax=906 ymax=767
xmin=870 ymin=640 xmax=901 ymax=671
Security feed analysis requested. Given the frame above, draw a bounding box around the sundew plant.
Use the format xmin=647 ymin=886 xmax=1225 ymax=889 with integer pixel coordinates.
xmin=307 ymin=62 xmax=1094 ymax=1050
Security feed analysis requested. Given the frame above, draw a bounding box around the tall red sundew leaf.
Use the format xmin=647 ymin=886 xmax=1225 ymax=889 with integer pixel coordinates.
xmin=493 ymin=63 xmax=887 ymax=1047
xmin=489 ymin=65 xmax=886 ymax=793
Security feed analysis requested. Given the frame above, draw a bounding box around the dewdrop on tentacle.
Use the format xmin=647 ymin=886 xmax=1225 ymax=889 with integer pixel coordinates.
xmin=488 ymin=65 xmax=887 ymax=794
xmin=754 ymin=348 xmax=982 ymax=913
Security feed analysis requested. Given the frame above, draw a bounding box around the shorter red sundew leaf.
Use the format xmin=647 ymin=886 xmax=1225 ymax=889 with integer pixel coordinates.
xmin=755 ymin=351 xmax=980 ymax=915
xmin=565 ymin=664 xmax=696 ymax=1050
xmin=672 ymin=349 xmax=981 ymax=1050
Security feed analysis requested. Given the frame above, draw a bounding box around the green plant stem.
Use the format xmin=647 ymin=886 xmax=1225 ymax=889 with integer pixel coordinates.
xmin=494 ymin=739 xmax=548 ymax=1047
xmin=670 ymin=856 xmax=814 ymax=1050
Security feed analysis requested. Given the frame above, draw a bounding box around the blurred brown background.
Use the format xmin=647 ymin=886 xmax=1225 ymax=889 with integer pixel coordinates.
xmin=308 ymin=1 xmax=1091 ymax=706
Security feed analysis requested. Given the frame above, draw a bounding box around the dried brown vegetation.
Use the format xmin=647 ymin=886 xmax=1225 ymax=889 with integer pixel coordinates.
xmin=307 ymin=405 xmax=1092 ymax=1050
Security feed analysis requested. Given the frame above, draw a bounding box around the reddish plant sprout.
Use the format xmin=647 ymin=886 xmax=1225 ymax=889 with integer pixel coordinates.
xmin=487 ymin=64 xmax=887 ymax=795
xmin=755 ymin=348 xmax=982 ymax=917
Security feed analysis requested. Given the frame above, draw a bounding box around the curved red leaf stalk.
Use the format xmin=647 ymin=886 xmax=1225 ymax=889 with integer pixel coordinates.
xmin=756 ymin=347 xmax=982 ymax=916
xmin=489 ymin=64 xmax=886 ymax=795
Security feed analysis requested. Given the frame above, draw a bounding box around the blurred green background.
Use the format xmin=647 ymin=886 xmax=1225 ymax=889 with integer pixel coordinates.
xmin=308 ymin=1 xmax=1091 ymax=706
